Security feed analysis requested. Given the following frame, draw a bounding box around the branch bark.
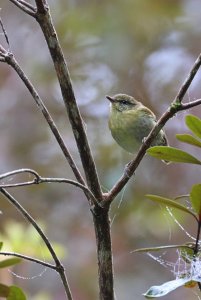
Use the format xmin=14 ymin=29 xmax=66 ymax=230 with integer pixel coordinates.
xmin=92 ymin=207 xmax=114 ymax=300
xmin=34 ymin=3 xmax=102 ymax=201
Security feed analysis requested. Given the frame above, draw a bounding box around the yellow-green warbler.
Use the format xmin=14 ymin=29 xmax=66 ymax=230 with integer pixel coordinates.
xmin=107 ymin=94 xmax=168 ymax=156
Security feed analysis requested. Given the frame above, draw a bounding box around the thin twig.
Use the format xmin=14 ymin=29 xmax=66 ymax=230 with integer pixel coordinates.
xmin=0 ymin=168 xmax=99 ymax=206
xmin=0 ymin=168 xmax=40 ymax=181
xmin=1 ymin=50 xmax=85 ymax=188
xmin=174 ymin=53 xmax=201 ymax=103
xmin=9 ymin=0 xmax=36 ymax=17
xmin=0 ymin=251 xmax=57 ymax=270
xmin=105 ymin=53 xmax=201 ymax=203
xmin=179 ymin=98 xmax=201 ymax=111
xmin=0 ymin=18 xmax=10 ymax=49
xmin=0 ymin=188 xmax=73 ymax=300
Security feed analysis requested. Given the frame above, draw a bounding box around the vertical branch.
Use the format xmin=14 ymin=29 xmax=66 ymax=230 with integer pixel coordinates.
xmin=35 ymin=4 xmax=102 ymax=201
xmin=93 ymin=207 xmax=114 ymax=300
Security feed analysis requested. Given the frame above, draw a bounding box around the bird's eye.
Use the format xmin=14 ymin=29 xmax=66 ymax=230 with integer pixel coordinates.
xmin=121 ymin=100 xmax=128 ymax=105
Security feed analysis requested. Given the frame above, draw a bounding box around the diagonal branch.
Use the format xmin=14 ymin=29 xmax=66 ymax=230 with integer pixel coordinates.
xmin=0 ymin=49 xmax=85 ymax=188
xmin=0 ymin=188 xmax=73 ymax=300
xmin=0 ymin=251 xmax=57 ymax=270
xmin=34 ymin=3 xmax=102 ymax=202
xmin=173 ymin=53 xmax=201 ymax=103
xmin=9 ymin=0 xmax=36 ymax=17
xmin=105 ymin=53 xmax=201 ymax=203
xmin=179 ymin=98 xmax=201 ymax=111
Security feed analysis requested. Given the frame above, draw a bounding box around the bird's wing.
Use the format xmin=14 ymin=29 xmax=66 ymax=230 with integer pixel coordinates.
xmin=138 ymin=106 xmax=157 ymax=122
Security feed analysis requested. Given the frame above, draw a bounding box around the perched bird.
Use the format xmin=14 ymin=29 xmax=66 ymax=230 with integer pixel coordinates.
xmin=107 ymin=93 xmax=168 ymax=156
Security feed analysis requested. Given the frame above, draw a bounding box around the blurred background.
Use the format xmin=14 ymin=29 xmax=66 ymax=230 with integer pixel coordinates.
xmin=0 ymin=0 xmax=201 ymax=299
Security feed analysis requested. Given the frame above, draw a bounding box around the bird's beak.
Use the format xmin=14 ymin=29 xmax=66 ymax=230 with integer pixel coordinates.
xmin=106 ymin=95 xmax=115 ymax=103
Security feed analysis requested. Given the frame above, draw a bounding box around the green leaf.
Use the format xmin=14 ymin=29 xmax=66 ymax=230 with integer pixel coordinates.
xmin=146 ymin=194 xmax=197 ymax=220
xmin=0 ymin=242 xmax=3 ymax=251
xmin=0 ymin=283 xmax=9 ymax=297
xmin=8 ymin=286 xmax=26 ymax=300
xmin=190 ymin=184 xmax=201 ymax=216
xmin=143 ymin=278 xmax=192 ymax=298
xmin=186 ymin=115 xmax=201 ymax=139
xmin=133 ymin=244 xmax=194 ymax=253
xmin=176 ymin=134 xmax=201 ymax=148
xmin=147 ymin=146 xmax=201 ymax=165
xmin=0 ymin=258 xmax=21 ymax=269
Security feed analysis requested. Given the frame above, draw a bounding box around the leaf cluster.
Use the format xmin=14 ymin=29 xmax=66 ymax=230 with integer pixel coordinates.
xmin=137 ymin=115 xmax=201 ymax=298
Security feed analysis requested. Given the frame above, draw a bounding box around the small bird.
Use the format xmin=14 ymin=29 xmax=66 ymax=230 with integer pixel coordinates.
xmin=107 ymin=94 xmax=168 ymax=156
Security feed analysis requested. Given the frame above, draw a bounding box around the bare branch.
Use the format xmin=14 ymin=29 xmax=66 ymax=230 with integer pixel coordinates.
xmin=0 ymin=188 xmax=59 ymax=264
xmin=174 ymin=53 xmax=201 ymax=103
xmin=0 ymin=188 xmax=73 ymax=300
xmin=9 ymin=0 xmax=36 ymax=17
xmin=105 ymin=53 xmax=201 ymax=203
xmin=0 ymin=168 xmax=99 ymax=207
xmin=179 ymin=98 xmax=201 ymax=111
xmin=0 ymin=18 xmax=10 ymax=49
xmin=0 ymin=168 xmax=40 ymax=181
xmin=35 ymin=5 xmax=102 ymax=201
xmin=35 ymin=0 xmax=48 ymax=14
xmin=0 ymin=49 xmax=85 ymax=188
xmin=0 ymin=251 xmax=57 ymax=270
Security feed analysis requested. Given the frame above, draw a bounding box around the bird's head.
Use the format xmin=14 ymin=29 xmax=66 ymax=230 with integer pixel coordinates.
xmin=106 ymin=94 xmax=139 ymax=112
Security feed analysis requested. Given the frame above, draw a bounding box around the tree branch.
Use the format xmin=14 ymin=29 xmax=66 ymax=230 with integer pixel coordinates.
xmin=174 ymin=53 xmax=201 ymax=103
xmin=34 ymin=4 xmax=102 ymax=201
xmin=0 ymin=49 xmax=85 ymax=188
xmin=35 ymin=0 xmax=47 ymax=14
xmin=9 ymin=0 xmax=36 ymax=17
xmin=105 ymin=53 xmax=201 ymax=203
xmin=0 ymin=168 xmax=99 ymax=207
xmin=0 ymin=251 xmax=57 ymax=270
xmin=0 ymin=188 xmax=73 ymax=300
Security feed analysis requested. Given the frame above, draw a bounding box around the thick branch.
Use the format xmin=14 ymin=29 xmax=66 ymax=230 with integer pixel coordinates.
xmin=92 ymin=208 xmax=114 ymax=300
xmin=35 ymin=6 xmax=102 ymax=201
xmin=35 ymin=0 xmax=47 ymax=14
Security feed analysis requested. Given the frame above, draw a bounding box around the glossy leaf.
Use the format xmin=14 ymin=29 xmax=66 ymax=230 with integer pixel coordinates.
xmin=190 ymin=184 xmax=201 ymax=216
xmin=146 ymin=194 xmax=197 ymax=219
xmin=147 ymin=146 xmax=201 ymax=165
xmin=0 ymin=258 xmax=21 ymax=269
xmin=186 ymin=115 xmax=201 ymax=139
xmin=144 ymin=278 xmax=192 ymax=298
xmin=176 ymin=134 xmax=201 ymax=148
xmin=8 ymin=286 xmax=26 ymax=300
